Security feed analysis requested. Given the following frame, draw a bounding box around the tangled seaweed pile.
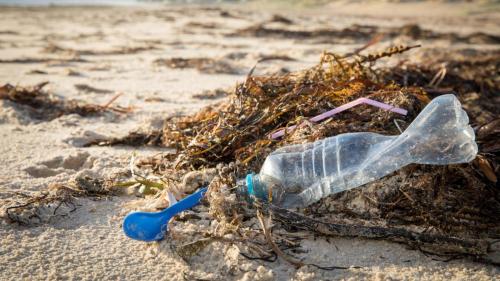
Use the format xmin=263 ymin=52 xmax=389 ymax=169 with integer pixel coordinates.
xmin=103 ymin=44 xmax=497 ymax=265
xmin=158 ymin=45 xmax=423 ymax=170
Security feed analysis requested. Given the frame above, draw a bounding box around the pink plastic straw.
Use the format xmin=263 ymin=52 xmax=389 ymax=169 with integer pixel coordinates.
xmin=270 ymin=97 xmax=408 ymax=139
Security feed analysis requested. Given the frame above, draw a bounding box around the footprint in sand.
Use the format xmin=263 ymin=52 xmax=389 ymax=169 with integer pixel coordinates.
xmin=24 ymin=152 xmax=94 ymax=178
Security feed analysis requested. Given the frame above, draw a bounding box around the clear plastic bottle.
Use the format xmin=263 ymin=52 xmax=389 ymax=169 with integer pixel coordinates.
xmin=239 ymin=94 xmax=478 ymax=208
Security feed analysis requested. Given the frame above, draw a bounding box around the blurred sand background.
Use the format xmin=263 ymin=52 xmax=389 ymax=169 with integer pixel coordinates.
xmin=0 ymin=1 xmax=499 ymax=280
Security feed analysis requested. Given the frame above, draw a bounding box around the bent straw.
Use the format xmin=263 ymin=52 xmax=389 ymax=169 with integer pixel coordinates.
xmin=270 ymin=97 xmax=408 ymax=139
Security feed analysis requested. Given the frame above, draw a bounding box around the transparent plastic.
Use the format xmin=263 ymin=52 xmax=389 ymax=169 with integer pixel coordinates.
xmin=243 ymin=94 xmax=478 ymax=208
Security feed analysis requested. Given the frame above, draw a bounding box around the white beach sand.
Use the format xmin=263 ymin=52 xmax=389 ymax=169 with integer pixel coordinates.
xmin=0 ymin=2 xmax=499 ymax=280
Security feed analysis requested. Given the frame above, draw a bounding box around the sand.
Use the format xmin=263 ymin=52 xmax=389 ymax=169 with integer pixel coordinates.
xmin=0 ymin=2 xmax=499 ymax=280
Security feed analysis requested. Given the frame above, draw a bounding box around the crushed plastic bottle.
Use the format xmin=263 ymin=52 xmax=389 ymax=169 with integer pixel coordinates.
xmin=238 ymin=94 xmax=478 ymax=208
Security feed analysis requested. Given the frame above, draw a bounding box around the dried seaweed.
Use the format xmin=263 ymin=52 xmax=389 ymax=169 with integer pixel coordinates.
xmin=395 ymin=24 xmax=500 ymax=44
xmin=269 ymin=205 xmax=491 ymax=257
xmin=381 ymin=51 xmax=500 ymax=124
xmin=192 ymin=88 xmax=229 ymax=100
xmin=26 ymin=69 xmax=48 ymax=75
xmin=0 ymin=82 xmax=129 ymax=121
xmin=0 ymin=57 xmax=88 ymax=64
xmin=184 ymin=21 xmax=221 ymax=29
xmin=157 ymin=45 xmax=422 ymax=172
xmin=268 ymin=14 xmax=294 ymax=25
xmin=230 ymin=23 xmax=374 ymax=41
xmin=154 ymin=57 xmax=242 ymax=75
xmin=0 ymin=30 xmax=19 ymax=35
xmin=43 ymin=43 xmax=157 ymax=56
xmin=74 ymin=84 xmax=114 ymax=94
xmin=83 ymin=130 xmax=163 ymax=147
xmin=230 ymin=23 xmax=500 ymax=45
xmin=3 ymin=176 xmax=118 ymax=225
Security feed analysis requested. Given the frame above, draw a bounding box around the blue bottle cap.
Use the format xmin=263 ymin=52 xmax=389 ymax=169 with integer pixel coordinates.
xmin=246 ymin=173 xmax=255 ymax=196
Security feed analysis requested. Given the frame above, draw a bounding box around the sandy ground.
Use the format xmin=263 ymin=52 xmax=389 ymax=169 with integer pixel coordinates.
xmin=0 ymin=2 xmax=499 ymax=280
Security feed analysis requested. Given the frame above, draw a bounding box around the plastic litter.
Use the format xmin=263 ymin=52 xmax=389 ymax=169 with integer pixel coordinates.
xmin=240 ymin=94 xmax=478 ymax=208
xmin=123 ymin=187 xmax=207 ymax=241
xmin=270 ymin=97 xmax=408 ymax=139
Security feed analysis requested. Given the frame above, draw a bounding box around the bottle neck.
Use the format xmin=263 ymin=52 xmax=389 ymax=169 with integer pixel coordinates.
xmin=236 ymin=173 xmax=268 ymax=202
